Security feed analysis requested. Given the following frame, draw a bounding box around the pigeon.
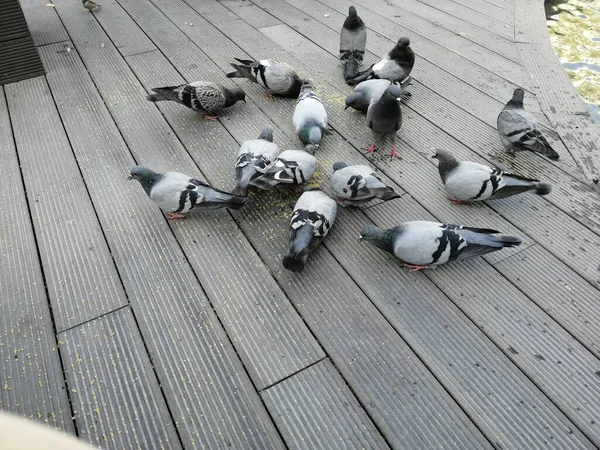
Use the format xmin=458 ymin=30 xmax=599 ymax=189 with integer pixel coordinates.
xmin=348 ymin=37 xmax=415 ymax=87
xmin=365 ymin=86 xmax=403 ymax=158
xmin=234 ymin=128 xmax=280 ymax=196
xmin=359 ymin=221 xmax=521 ymax=272
xmin=293 ymin=82 xmax=328 ymax=146
xmin=146 ymin=81 xmax=246 ymax=120
xmin=283 ymin=188 xmax=337 ymax=273
xmin=331 ymin=162 xmax=402 ymax=206
xmin=497 ymin=88 xmax=559 ymax=160
xmin=345 ymin=79 xmax=404 ymax=113
xmin=340 ymin=6 xmax=367 ymax=81
xmin=432 ymin=149 xmax=552 ymax=203
xmin=250 ymin=145 xmax=318 ymax=190
xmin=226 ymin=58 xmax=305 ymax=98
xmin=82 ymin=0 xmax=101 ymax=12
xmin=128 ymin=166 xmax=245 ymax=219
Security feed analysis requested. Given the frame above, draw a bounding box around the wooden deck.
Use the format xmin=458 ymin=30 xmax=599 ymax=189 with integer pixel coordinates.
xmin=2 ymin=0 xmax=600 ymax=448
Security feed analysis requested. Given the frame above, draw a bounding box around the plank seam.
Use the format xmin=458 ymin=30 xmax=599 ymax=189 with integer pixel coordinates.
xmin=57 ymin=304 xmax=131 ymax=334
xmin=34 ymin=39 xmax=70 ymax=48
xmin=3 ymin=82 xmax=78 ymax=437
xmin=260 ymin=356 xmax=328 ymax=392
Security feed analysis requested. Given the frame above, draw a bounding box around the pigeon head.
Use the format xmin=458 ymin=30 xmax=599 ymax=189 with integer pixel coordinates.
xmin=224 ymin=86 xmax=247 ymax=106
xmin=299 ymin=81 xmax=315 ymax=94
xmin=397 ymin=37 xmax=411 ymax=48
xmin=432 ymin=150 xmax=459 ymax=182
xmin=432 ymin=149 xmax=456 ymax=162
xmin=348 ymin=6 xmax=357 ymax=16
xmin=359 ymin=225 xmax=397 ymax=253
xmin=304 ymin=144 xmax=318 ymax=155
xmin=332 ymin=161 xmax=348 ymax=172
xmin=358 ymin=224 xmax=381 ymax=242
xmin=128 ymin=166 xmax=162 ymax=194
xmin=258 ymin=128 xmax=274 ymax=142
xmin=387 ymin=83 xmax=404 ymax=100
xmin=512 ymin=88 xmax=525 ymax=102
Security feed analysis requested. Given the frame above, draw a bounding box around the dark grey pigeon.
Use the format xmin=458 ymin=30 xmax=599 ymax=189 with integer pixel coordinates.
xmin=226 ymin=58 xmax=305 ymax=98
xmin=283 ymin=188 xmax=337 ymax=273
xmin=128 ymin=166 xmax=245 ymax=219
xmin=340 ymin=6 xmax=367 ymax=81
xmin=365 ymin=86 xmax=403 ymax=158
xmin=146 ymin=81 xmax=246 ymax=120
xmin=293 ymin=82 xmax=328 ymax=146
xmin=345 ymin=79 xmax=405 ymax=113
xmin=432 ymin=149 xmax=551 ymax=203
xmin=348 ymin=37 xmax=415 ymax=87
xmin=359 ymin=221 xmax=521 ymax=271
xmin=497 ymin=88 xmax=559 ymax=160
xmin=331 ymin=162 xmax=401 ymax=206
xmin=234 ymin=128 xmax=280 ymax=196
xmin=250 ymin=145 xmax=318 ymax=190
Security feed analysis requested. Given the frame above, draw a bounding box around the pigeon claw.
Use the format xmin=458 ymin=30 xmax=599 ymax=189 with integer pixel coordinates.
xmin=167 ymin=212 xmax=186 ymax=220
xmin=363 ymin=142 xmax=377 ymax=154
xmin=449 ymin=197 xmax=469 ymax=205
xmin=389 ymin=146 xmax=400 ymax=159
xmin=203 ymin=115 xmax=219 ymax=121
xmin=404 ymin=264 xmax=428 ymax=272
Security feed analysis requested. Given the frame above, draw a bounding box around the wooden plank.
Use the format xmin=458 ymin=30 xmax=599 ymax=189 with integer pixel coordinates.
xmin=412 ymin=0 xmax=514 ymax=40
xmin=50 ymin=0 xmax=324 ymax=392
xmin=116 ymin=1 xmax=493 ymax=447
xmin=324 ymin=202 xmax=596 ymax=450
xmin=19 ymin=0 xmax=69 ymax=46
xmin=494 ymin=245 xmax=600 ymax=359
xmin=60 ymin=308 xmax=181 ymax=449
xmin=5 ymin=77 xmax=128 ymax=332
xmin=514 ymin=0 xmax=550 ymax=44
xmin=445 ymin=0 xmax=514 ymax=24
xmin=37 ymin=39 xmax=284 ymax=449
xmin=261 ymin=359 xmax=391 ymax=450
xmin=0 ymin=86 xmax=73 ymax=432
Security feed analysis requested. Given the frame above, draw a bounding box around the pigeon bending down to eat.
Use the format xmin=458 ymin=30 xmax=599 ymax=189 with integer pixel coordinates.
xmin=283 ymin=188 xmax=337 ymax=273
xmin=348 ymin=37 xmax=415 ymax=87
xmin=432 ymin=149 xmax=552 ymax=203
xmin=83 ymin=0 xmax=101 ymax=12
xmin=226 ymin=58 xmax=305 ymax=98
xmin=234 ymin=128 xmax=280 ymax=196
xmin=293 ymin=82 xmax=328 ymax=146
xmin=146 ymin=81 xmax=246 ymax=120
xmin=250 ymin=145 xmax=318 ymax=190
xmin=359 ymin=221 xmax=521 ymax=272
xmin=345 ymin=79 xmax=405 ymax=113
xmin=365 ymin=86 xmax=403 ymax=158
xmin=128 ymin=166 xmax=245 ymax=219
xmin=497 ymin=88 xmax=559 ymax=160
xmin=331 ymin=162 xmax=401 ymax=206
xmin=340 ymin=6 xmax=367 ymax=81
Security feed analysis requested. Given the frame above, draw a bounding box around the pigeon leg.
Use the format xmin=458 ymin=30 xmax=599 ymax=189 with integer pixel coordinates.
xmin=167 ymin=212 xmax=186 ymax=220
xmin=203 ymin=115 xmax=219 ymax=121
xmin=389 ymin=145 xmax=400 ymax=158
xmin=363 ymin=142 xmax=377 ymax=153
xmin=404 ymin=264 xmax=428 ymax=272
xmin=448 ymin=196 xmax=469 ymax=205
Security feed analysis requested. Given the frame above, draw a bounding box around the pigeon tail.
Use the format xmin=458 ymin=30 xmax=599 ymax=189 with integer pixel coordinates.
xmin=347 ymin=66 xmax=373 ymax=85
xmin=535 ymin=182 xmax=552 ymax=196
xmin=376 ymin=188 xmax=402 ymax=201
xmin=226 ymin=63 xmax=255 ymax=82
xmin=146 ymin=93 xmax=168 ymax=102
xmin=225 ymin=195 xmax=246 ymax=210
xmin=282 ymin=254 xmax=308 ymax=273
xmin=344 ymin=58 xmax=359 ymax=81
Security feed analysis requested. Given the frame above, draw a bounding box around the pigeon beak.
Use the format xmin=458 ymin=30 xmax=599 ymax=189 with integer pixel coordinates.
xmin=357 ymin=235 xmax=363 ymax=242
xmin=127 ymin=175 xmax=133 ymax=181
xmin=431 ymin=155 xmax=438 ymax=159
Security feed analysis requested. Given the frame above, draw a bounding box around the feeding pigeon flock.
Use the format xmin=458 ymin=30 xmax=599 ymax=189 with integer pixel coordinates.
xmin=125 ymin=5 xmax=558 ymax=275
xmin=128 ymin=166 xmax=246 ymax=219
xmin=146 ymin=81 xmax=246 ymax=120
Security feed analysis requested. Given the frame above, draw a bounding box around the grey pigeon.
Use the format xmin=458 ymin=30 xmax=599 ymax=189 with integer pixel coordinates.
xmin=226 ymin=58 xmax=305 ymax=98
xmin=234 ymin=128 xmax=280 ymax=196
xmin=497 ymin=88 xmax=559 ymax=160
xmin=345 ymin=79 xmax=404 ymax=113
xmin=340 ymin=6 xmax=367 ymax=81
xmin=348 ymin=37 xmax=415 ymax=87
xmin=432 ymin=149 xmax=552 ymax=203
xmin=250 ymin=145 xmax=318 ymax=190
xmin=83 ymin=0 xmax=101 ymax=12
xmin=331 ymin=162 xmax=401 ymax=206
xmin=283 ymin=188 xmax=337 ymax=273
xmin=359 ymin=221 xmax=521 ymax=271
xmin=365 ymin=86 xmax=403 ymax=158
xmin=293 ymin=82 xmax=328 ymax=146
xmin=128 ymin=166 xmax=245 ymax=219
xmin=146 ymin=81 xmax=246 ymax=120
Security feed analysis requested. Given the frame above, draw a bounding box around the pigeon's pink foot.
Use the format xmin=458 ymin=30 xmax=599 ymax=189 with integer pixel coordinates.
xmin=334 ymin=196 xmax=344 ymax=204
xmin=404 ymin=264 xmax=428 ymax=272
xmin=167 ymin=212 xmax=185 ymax=220
xmin=203 ymin=115 xmax=219 ymax=121
xmin=389 ymin=146 xmax=400 ymax=158
xmin=448 ymin=197 xmax=469 ymax=205
xmin=363 ymin=142 xmax=377 ymax=154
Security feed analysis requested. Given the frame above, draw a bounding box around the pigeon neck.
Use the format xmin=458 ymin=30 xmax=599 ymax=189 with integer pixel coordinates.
xmin=139 ymin=171 xmax=163 ymax=195
xmin=343 ymin=13 xmax=364 ymax=30
xmin=389 ymin=44 xmax=414 ymax=65
xmin=289 ymin=77 xmax=304 ymax=98
xmin=437 ymin=157 xmax=459 ymax=182
xmin=367 ymin=228 xmax=397 ymax=254
xmin=299 ymin=124 xmax=322 ymax=145
xmin=223 ymin=88 xmax=243 ymax=107
xmin=503 ymin=98 xmax=523 ymax=110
